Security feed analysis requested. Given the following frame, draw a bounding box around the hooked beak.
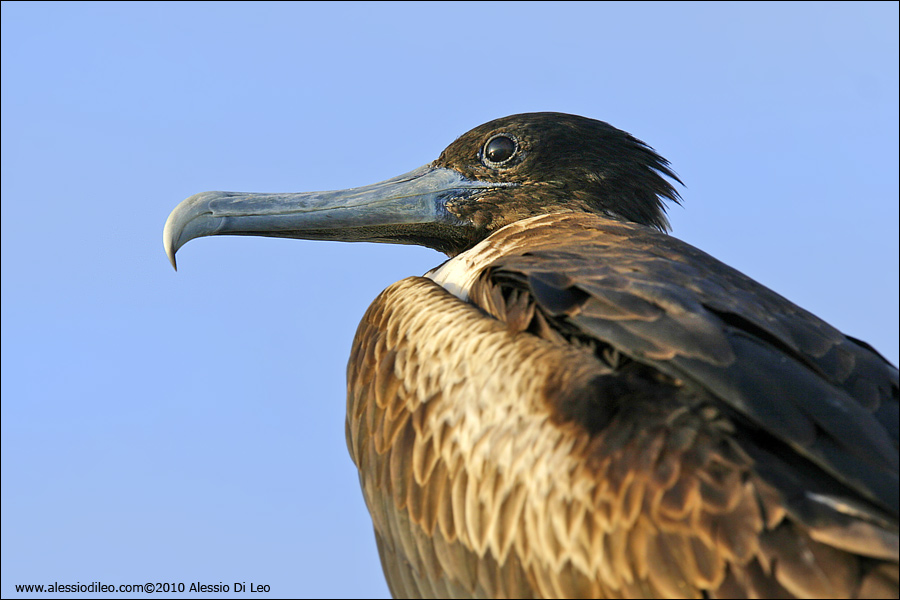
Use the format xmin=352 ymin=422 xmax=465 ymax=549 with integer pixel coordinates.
xmin=164 ymin=164 xmax=515 ymax=269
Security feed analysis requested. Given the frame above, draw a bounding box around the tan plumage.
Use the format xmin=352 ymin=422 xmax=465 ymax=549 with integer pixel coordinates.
xmin=346 ymin=213 xmax=897 ymax=599
xmin=164 ymin=113 xmax=899 ymax=598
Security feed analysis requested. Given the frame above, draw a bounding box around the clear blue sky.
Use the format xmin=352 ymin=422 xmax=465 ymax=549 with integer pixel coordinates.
xmin=2 ymin=2 xmax=897 ymax=598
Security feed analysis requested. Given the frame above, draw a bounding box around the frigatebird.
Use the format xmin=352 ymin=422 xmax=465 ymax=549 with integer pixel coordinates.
xmin=164 ymin=113 xmax=898 ymax=599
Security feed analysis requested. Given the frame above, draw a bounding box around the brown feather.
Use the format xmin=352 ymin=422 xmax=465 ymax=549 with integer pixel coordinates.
xmin=343 ymin=214 xmax=897 ymax=598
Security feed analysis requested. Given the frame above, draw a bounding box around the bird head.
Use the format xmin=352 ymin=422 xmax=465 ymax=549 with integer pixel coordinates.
xmin=164 ymin=112 xmax=681 ymax=266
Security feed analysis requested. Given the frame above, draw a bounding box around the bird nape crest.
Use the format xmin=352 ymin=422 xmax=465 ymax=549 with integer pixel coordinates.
xmin=434 ymin=112 xmax=683 ymax=237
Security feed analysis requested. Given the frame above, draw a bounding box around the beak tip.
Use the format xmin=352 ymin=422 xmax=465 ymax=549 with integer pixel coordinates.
xmin=164 ymin=190 xmax=226 ymax=271
xmin=163 ymin=210 xmax=181 ymax=271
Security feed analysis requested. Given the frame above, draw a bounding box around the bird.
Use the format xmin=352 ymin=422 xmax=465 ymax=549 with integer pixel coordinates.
xmin=164 ymin=112 xmax=899 ymax=599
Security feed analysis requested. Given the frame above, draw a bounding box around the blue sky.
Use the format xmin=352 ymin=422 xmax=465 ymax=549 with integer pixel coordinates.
xmin=2 ymin=2 xmax=897 ymax=598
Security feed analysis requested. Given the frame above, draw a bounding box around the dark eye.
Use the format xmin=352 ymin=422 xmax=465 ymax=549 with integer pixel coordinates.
xmin=483 ymin=134 xmax=518 ymax=166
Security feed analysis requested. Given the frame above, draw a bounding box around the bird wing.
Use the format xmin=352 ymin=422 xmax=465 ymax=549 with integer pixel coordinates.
xmin=467 ymin=213 xmax=899 ymax=563
xmin=351 ymin=213 xmax=898 ymax=598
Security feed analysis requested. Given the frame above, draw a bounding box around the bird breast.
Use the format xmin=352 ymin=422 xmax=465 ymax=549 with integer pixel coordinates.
xmin=343 ymin=218 xmax=759 ymax=598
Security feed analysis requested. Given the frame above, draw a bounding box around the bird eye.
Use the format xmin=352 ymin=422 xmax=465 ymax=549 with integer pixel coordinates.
xmin=483 ymin=134 xmax=518 ymax=167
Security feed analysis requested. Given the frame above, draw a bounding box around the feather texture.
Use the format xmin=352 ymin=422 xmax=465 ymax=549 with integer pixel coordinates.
xmin=346 ymin=213 xmax=898 ymax=599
